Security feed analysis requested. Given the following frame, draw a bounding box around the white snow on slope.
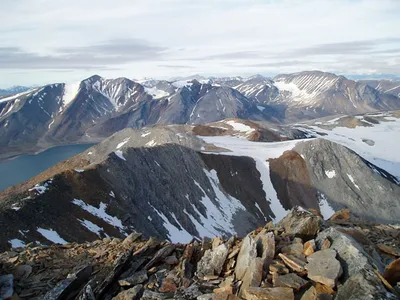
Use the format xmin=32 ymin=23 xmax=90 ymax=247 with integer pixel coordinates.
xmin=72 ymin=199 xmax=125 ymax=231
xmin=201 ymin=136 xmax=304 ymax=222
xmin=0 ymin=89 xmax=35 ymax=103
xmin=37 ymin=228 xmax=68 ymax=244
xmin=145 ymin=87 xmax=170 ymax=99
xmin=295 ymin=114 xmax=400 ymax=180
xmin=347 ymin=174 xmax=360 ymax=190
xmin=318 ymin=193 xmax=335 ymax=219
xmin=29 ymin=181 xmax=52 ymax=195
xmin=225 ymin=120 xmax=255 ymax=134
xmin=63 ymin=82 xmax=81 ymax=106
xmin=78 ymin=219 xmax=104 ymax=236
xmin=114 ymin=150 xmax=126 ymax=161
xmin=9 ymin=239 xmax=25 ymax=248
xmin=325 ymin=170 xmax=336 ymax=178
xmin=116 ymin=137 xmax=130 ymax=149
xmin=149 ymin=204 xmax=193 ymax=243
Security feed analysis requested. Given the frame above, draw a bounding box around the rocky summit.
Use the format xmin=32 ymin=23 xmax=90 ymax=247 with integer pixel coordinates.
xmin=0 ymin=208 xmax=399 ymax=300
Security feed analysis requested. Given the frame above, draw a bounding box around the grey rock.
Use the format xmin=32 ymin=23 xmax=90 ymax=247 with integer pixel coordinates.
xmin=336 ymin=269 xmax=397 ymax=300
xmin=164 ymin=255 xmax=179 ymax=265
xmin=0 ymin=274 xmax=13 ymax=299
xmin=145 ymin=245 xmax=175 ymax=270
xmin=305 ymin=249 xmax=342 ymax=288
xmin=112 ymin=284 xmax=143 ymax=300
xmin=235 ymin=235 xmax=257 ymax=280
xmin=197 ymin=243 xmax=229 ymax=278
xmin=244 ymin=286 xmax=295 ymax=300
xmin=196 ymin=294 xmax=215 ymax=300
xmin=141 ymin=290 xmax=168 ymax=300
xmin=118 ymin=269 xmax=148 ymax=287
xmin=122 ymin=232 xmax=142 ymax=246
xmin=279 ymin=207 xmax=322 ymax=238
xmin=174 ymin=284 xmax=202 ymax=299
xmin=316 ymin=227 xmax=384 ymax=279
xmin=239 ymin=257 xmax=263 ymax=298
xmin=273 ymin=273 xmax=308 ymax=291
xmin=255 ymin=230 xmax=275 ymax=269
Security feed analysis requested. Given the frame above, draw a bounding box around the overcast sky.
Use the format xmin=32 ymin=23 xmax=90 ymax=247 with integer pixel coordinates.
xmin=1 ymin=0 xmax=400 ymax=87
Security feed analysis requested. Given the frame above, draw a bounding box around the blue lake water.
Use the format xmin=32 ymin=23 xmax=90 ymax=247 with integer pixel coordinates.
xmin=0 ymin=144 xmax=94 ymax=192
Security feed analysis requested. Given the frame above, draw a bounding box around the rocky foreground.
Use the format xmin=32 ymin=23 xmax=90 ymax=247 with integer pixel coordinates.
xmin=0 ymin=208 xmax=400 ymax=300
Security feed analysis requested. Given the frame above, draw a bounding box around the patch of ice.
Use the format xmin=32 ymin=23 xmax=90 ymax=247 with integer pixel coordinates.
xmin=225 ymin=120 xmax=255 ymax=134
xmin=37 ymin=228 xmax=68 ymax=244
xmin=172 ymin=80 xmax=194 ymax=88
xmin=0 ymin=89 xmax=35 ymax=104
xmin=347 ymin=174 xmax=360 ymax=190
xmin=154 ymin=160 xmax=161 ymax=167
xmin=145 ymin=87 xmax=170 ymax=99
xmin=116 ymin=137 xmax=130 ymax=149
xmin=114 ymin=150 xmax=126 ymax=161
xmin=75 ymin=169 xmax=84 ymax=173
xmin=11 ymin=204 xmax=21 ymax=211
xmin=9 ymin=239 xmax=25 ymax=248
xmin=325 ymin=170 xmax=336 ymax=178
xmin=72 ymin=199 xmax=124 ymax=230
xmin=29 ymin=181 xmax=51 ymax=195
xmin=257 ymin=106 xmax=266 ymax=112
xmin=78 ymin=219 xmax=103 ymax=236
xmin=87 ymin=151 xmax=93 ymax=155
xmin=147 ymin=216 xmax=152 ymax=221
xmin=255 ymin=203 xmax=267 ymax=221
xmin=318 ymin=193 xmax=336 ymax=219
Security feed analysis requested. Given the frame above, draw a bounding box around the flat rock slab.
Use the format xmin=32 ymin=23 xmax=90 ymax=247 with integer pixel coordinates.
xmin=113 ymin=284 xmax=143 ymax=300
xmin=278 ymin=253 xmax=307 ymax=274
xmin=244 ymin=286 xmax=294 ymax=300
xmin=383 ymin=257 xmax=400 ymax=285
xmin=197 ymin=243 xmax=229 ymax=278
xmin=274 ymin=273 xmax=308 ymax=291
xmin=306 ymin=249 xmax=342 ymax=288
xmin=239 ymin=257 xmax=263 ymax=298
xmin=279 ymin=208 xmax=321 ymax=238
xmin=118 ymin=269 xmax=148 ymax=287
xmin=235 ymin=235 xmax=257 ymax=280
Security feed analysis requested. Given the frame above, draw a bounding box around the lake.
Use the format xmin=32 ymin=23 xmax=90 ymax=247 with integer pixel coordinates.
xmin=0 ymin=144 xmax=94 ymax=192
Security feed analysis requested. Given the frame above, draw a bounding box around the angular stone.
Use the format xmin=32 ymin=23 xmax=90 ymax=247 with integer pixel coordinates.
xmin=122 ymin=233 xmax=142 ymax=246
xmin=377 ymin=244 xmax=400 ymax=257
xmin=197 ymin=243 xmax=229 ymax=278
xmin=198 ymin=294 xmax=215 ymax=300
xmin=239 ymin=257 xmax=263 ymax=298
xmin=315 ymin=282 xmax=335 ymax=295
xmin=212 ymin=237 xmax=223 ymax=250
xmin=281 ymin=243 xmax=304 ymax=257
xmin=174 ymin=284 xmax=202 ymax=299
xmin=306 ymin=249 xmax=342 ymax=288
xmin=141 ymin=290 xmax=168 ymax=299
xmin=278 ymin=253 xmax=307 ymax=273
xmin=336 ymin=269 xmax=397 ymax=300
xmin=159 ymin=278 xmax=177 ymax=293
xmin=235 ymin=235 xmax=257 ymax=280
xmin=118 ymin=269 xmax=148 ymax=287
xmin=244 ymin=287 xmax=294 ymax=300
xmin=227 ymin=247 xmax=240 ymax=260
xmin=0 ymin=274 xmax=13 ymax=300
xmin=316 ymin=227 xmax=383 ymax=280
xmin=14 ymin=264 xmax=32 ymax=280
xmin=164 ymin=255 xmax=179 ymax=265
xmin=304 ymin=240 xmax=316 ymax=256
xmin=383 ymin=257 xmax=400 ymax=285
xmin=329 ymin=209 xmax=351 ymax=221
xmin=320 ymin=239 xmax=331 ymax=250
xmin=273 ymin=273 xmax=308 ymax=291
xmin=214 ymin=284 xmax=233 ymax=295
xmin=269 ymin=261 xmax=289 ymax=274
xmin=112 ymin=284 xmax=143 ymax=300
xmin=279 ymin=208 xmax=322 ymax=238
xmin=300 ymin=286 xmax=317 ymax=300
xmin=144 ymin=245 xmax=175 ymax=270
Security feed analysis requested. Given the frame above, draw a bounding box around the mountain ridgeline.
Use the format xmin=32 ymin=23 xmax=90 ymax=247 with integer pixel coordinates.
xmin=1 ymin=71 xmax=400 ymax=160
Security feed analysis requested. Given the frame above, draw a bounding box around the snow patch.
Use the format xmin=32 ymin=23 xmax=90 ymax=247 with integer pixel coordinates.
xmin=9 ymin=239 xmax=25 ymax=248
xmin=29 ymin=181 xmax=52 ymax=195
xmin=37 ymin=228 xmax=68 ymax=244
xmin=72 ymin=199 xmax=125 ymax=230
xmin=141 ymin=132 xmax=151 ymax=137
xmin=75 ymin=169 xmax=84 ymax=173
xmin=145 ymin=87 xmax=170 ymax=99
xmin=318 ymin=193 xmax=336 ymax=219
xmin=325 ymin=170 xmax=336 ymax=178
xmin=114 ymin=150 xmax=126 ymax=161
xmin=78 ymin=219 xmax=104 ymax=236
xmin=225 ymin=120 xmax=255 ymax=134
xmin=63 ymin=82 xmax=81 ymax=106
xmin=116 ymin=137 xmax=130 ymax=149
xmin=146 ymin=140 xmax=157 ymax=147
xmin=347 ymin=174 xmax=360 ymax=189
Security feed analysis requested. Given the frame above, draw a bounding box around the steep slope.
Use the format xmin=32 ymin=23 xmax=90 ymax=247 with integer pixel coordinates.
xmin=0 ymin=86 xmax=31 ymax=96
xmin=361 ymin=79 xmax=400 ymax=97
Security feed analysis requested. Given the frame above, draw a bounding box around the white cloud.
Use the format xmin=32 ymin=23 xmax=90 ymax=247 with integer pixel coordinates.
xmin=0 ymin=0 xmax=400 ymax=87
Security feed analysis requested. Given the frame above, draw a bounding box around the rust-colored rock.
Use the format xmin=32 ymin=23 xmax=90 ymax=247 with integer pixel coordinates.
xmin=244 ymin=286 xmax=294 ymax=300
xmin=329 ymin=209 xmax=351 ymax=221
xmin=159 ymin=278 xmax=177 ymax=293
xmin=304 ymin=240 xmax=316 ymax=256
xmin=383 ymin=257 xmax=400 ymax=285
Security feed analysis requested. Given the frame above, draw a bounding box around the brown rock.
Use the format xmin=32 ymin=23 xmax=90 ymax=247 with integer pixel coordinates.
xmin=273 ymin=273 xmax=308 ymax=291
xmin=304 ymin=240 xmax=316 ymax=256
xmin=112 ymin=284 xmax=143 ymax=300
xmin=383 ymin=257 xmax=400 ymax=285
xmin=320 ymin=239 xmax=331 ymax=250
xmin=278 ymin=208 xmax=322 ymax=239
xmin=269 ymin=261 xmax=289 ymax=275
xmin=278 ymin=253 xmax=307 ymax=274
xmin=301 ymin=286 xmax=317 ymax=300
xmin=214 ymin=284 xmax=233 ymax=295
xmin=376 ymin=244 xmax=400 ymax=257
xmin=281 ymin=243 xmax=304 ymax=257
xmin=159 ymin=278 xmax=177 ymax=293
xmin=315 ymin=282 xmax=335 ymax=295
xmin=244 ymin=286 xmax=294 ymax=300
xmin=329 ymin=209 xmax=351 ymax=221
xmin=212 ymin=237 xmax=223 ymax=250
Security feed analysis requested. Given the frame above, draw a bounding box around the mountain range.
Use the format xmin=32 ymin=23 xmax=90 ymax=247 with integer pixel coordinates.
xmin=0 ymin=71 xmax=399 ymax=161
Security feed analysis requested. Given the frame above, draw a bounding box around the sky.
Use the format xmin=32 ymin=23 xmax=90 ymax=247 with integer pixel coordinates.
xmin=1 ymin=0 xmax=400 ymax=88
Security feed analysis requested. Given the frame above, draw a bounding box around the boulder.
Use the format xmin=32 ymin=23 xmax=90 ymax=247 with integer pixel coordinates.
xmin=112 ymin=284 xmax=143 ymax=300
xmin=239 ymin=258 xmax=263 ymax=298
xmin=235 ymin=235 xmax=257 ymax=280
xmin=316 ymin=227 xmax=383 ymax=279
xmin=255 ymin=230 xmax=275 ymax=269
xmin=279 ymin=208 xmax=322 ymax=238
xmin=300 ymin=286 xmax=317 ymax=300
xmin=278 ymin=253 xmax=307 ymax=274
xmin=122 ymin=232 xmax=142 ymax=246
xmin=273 ymin=273 xmax=308 ymax=291
xmin=336 ymin=269 xmax=397 ymax=300
xmin=244 ymin=287 xmax=294 ymax=300
xmin=306 ymin=249 xmax=342 ymax=288
xmin=303 ymin=240 xmax=316 ymax=256
xmin=118 ymin=269 xmax=148 ymax=287
xmin=141 ymin=290 xmax=168 ymax=299
xmin=281 ymin=243 xmax=304 ymax=257
xmin=0 ymin=274 xmax=13 ymax=299
xmin=197 ymin=243 xmax=229 ymax=278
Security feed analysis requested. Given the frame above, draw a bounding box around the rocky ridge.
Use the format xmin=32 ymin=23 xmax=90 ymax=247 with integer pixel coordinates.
xmin=0 ymin=208 xmax=399 ymax=299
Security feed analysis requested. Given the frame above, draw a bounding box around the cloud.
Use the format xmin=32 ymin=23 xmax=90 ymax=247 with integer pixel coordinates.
xmin=0 ymin=40 xmax=167 ymax=69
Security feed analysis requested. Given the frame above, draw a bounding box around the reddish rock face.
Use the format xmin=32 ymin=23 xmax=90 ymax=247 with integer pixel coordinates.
xmin=383 ymin=258 xmax=400 ymax=285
